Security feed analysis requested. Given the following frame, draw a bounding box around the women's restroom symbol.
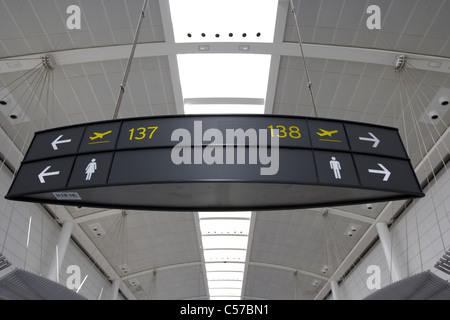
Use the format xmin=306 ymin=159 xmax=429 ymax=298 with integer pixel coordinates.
xmin=85 ymin=159 xmax=97 ymax=180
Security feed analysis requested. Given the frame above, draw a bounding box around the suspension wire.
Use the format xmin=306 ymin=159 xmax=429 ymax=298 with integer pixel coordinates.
xmin=325 ymin=215 xmax=342 ymax=267
xmin=8 ymin=67 xmax=46 ymax=121
xmin=0 ymin=66 xmax=46 ymax=176
xmin=293 ymin=271 xmax=297 ymax=299
xmin=0 ymin=62 xmax=43 ymax=102
xmin=404 ymin=201 xmax=410 ymax=276
xmin=321 ymin=212 xmax=332 ymax=276
xmin=403 ymin=66 xmax=450 ymax=159
xmin=146 ymin=270 xmax=157 ymax=300
xmin=400 ymin=69 xmax=449 ymax=248
xmin=112 ymin=0 xmax=149 ymax=120
xmin=0 ymin=58 xmax=43 ymax=61
xmin=1 ymin=64 xmax=49 ymax=252
xmin=45 ymin=69 xmax=51 ymax=130
xmin=289 ymin=0 xmax=318 ymax=117
xmin=398 ymin=68 xmax=449 ymax=272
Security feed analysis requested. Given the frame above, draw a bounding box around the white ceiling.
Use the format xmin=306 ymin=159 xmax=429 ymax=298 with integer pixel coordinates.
xmin=0 ymin=0 xmax=449 ymax=300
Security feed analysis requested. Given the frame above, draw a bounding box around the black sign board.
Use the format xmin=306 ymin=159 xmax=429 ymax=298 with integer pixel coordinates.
xmin=5 ymin=115 xmax=424 ymax=211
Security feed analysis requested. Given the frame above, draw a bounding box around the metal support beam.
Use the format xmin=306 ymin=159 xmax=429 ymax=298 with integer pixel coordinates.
xmin=311 ymin=207 xmax=375 ymax=224
xmin=376 ymin=222 xmax=403 ymax=282
xmin=249 ymin=262 xmax=329 ymax=281
xmin=47 ymin=220 xmax=74 ymax=282
xmin=120 ymin=261 xmax=202 ymax=281
xmin=2 ymin=43 xmax=449 ymax=75
xmin=111 ymin=278 xmax=121 ymax=300
xmin=330 ymin=280 xmax=341 ymax=300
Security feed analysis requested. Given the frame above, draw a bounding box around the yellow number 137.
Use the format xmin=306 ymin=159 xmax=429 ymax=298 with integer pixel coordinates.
xmin=129 ymin=126 xmax=158 ymax=140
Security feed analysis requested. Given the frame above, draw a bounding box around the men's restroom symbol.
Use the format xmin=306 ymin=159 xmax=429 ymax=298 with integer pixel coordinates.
xmin=329 ymin=157 xmax=342 ymax=179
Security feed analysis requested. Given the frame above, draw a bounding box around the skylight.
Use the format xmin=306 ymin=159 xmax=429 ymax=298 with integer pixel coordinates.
xmin=169 ymin=0 xmax=278 ymax=43
xmin=169 ymin=0 xmax=278 ymax=301
xmin=199 ymin=212 xmax=251 ymax=299
xmin=177 ymin=54 xmax=271 ymax=115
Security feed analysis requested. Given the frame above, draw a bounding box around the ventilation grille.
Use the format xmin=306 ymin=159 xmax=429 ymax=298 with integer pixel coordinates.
xmin=0 ymin=268 xmax=87 ymax=300
xmin=364 ymin=270 xmax=450 ymax=300
xmin=435 ymin=249 xmax=450 ymax=276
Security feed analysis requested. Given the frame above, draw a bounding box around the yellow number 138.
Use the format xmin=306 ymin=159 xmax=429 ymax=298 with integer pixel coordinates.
xmin=268 ymin=125 xmax=301 ymax=139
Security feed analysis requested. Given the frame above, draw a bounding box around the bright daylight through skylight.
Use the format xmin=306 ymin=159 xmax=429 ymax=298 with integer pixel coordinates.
xmin=178 ymin=54 xmax=271 ymax=115
xmin=169 ymin=0 xmax=278 ymax=43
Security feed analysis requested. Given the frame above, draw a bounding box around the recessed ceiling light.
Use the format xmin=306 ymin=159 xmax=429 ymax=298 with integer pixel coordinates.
xmin=198 ymin=45 xmax=210 ymax=51
xmin=427 ymin=61 xmax=442 ymax=68
xmin=439 ymin=97 xmax=449 ymax=106
xmin=88 ymin=222 xmax=106 ymax=236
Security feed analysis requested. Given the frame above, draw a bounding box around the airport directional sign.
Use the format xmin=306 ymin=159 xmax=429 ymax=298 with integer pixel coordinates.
xmin=5 ymin=114 xmax=424 ymax=211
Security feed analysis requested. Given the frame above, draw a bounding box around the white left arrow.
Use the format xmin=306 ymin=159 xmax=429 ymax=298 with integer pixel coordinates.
xmin=38 ymin=166 xmax=60 ymax=183
xmin=359 ymin=132 xmax=380 ymax=148
xmin=368 ymin=163 xmax=391 ymax=181
xmin=51 ymin=135 xmax=72 ymax=150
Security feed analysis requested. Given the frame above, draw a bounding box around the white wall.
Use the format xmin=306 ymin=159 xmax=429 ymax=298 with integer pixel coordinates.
xmin=337 ymin=163 xmax=450 ymax=300
xmin=0 ymin=163 xmax=121 ymax=300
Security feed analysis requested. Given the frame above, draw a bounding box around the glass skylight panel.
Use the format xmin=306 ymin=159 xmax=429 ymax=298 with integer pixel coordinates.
xmin=210 ymin=296 xmax=241 ymax=300
xmin=199 ymin=212 xmax=251 ymax=219
xmin=199 ymin=211 xmax=251 ymax=299
xmin=207 ymin=271 xmax=244 ymax=281
xmin=208 ymin=281 xmax=243 ymax=289
xmin=199 ymin=219 xmax=250 ymax=235
xmin=202 ymin=236 xmax=248 ymax=250
xmin=169 ymin=0 xmax=278 ymax=43
xmin=203 ymin=249 xmax=247 ymax=262
xmin=205 ymin=263 xmax=245 ymax=272
xmin=184 ymin=104 xmax=264 ymax=114
xmin=177 ymin=53 xmax=271 ymax=99
xmin=209 ymin=288 xmax=242 ymax=297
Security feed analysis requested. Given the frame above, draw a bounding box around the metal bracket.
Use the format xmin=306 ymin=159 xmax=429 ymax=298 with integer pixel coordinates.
xmin=394 ymin=54 xmax=406 ymax=72
xmin=42 ymin=55 xmax=56 ymax=71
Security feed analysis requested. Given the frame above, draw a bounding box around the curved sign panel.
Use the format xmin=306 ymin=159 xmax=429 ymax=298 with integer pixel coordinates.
xmin=5 ymin=115 xmax=424 ymax=211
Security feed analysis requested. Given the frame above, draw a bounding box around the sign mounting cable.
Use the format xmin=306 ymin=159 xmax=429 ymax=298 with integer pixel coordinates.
xmin=112 ymin=0 xmax=149 ymax=120
xmin=289 ymin=0 xmax=319 ymax=118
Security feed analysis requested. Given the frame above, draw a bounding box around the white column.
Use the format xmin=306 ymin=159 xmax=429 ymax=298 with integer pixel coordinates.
xmin=376 ymin=222 xmax=403 ymax=282
xmin=111 ymin=279 xmax=121 ymax=300
xmin=47 ymin=220 xmax=74 ymax=282
xmin=330 ymin=280 xmax=341 ymax=300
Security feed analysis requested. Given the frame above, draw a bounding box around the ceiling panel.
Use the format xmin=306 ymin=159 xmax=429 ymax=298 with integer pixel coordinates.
xmin=243 ymin=264 xmax=322 ymax=300
xmin=125 ymin=264 xmax=207 ymax=300
xmin=284 ymin=0 xmax=450 ymax=58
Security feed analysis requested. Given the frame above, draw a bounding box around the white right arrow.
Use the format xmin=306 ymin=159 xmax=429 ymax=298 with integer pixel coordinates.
xmin=359 ymin=132 xmax=380 ymax=148
xmin=368 ymin=163 xmax=391 ymax=181
xmin=51 ymin=135 xmax=72 ymax=150
xmin=38 ymin=166 xmax=60 ymax=183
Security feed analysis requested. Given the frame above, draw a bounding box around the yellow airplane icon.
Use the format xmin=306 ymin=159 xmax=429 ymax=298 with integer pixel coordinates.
xmin=316 ymin=129 xmax=338 ymax=137
xmin=89 ymin=130 xmax=112 ymax=140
